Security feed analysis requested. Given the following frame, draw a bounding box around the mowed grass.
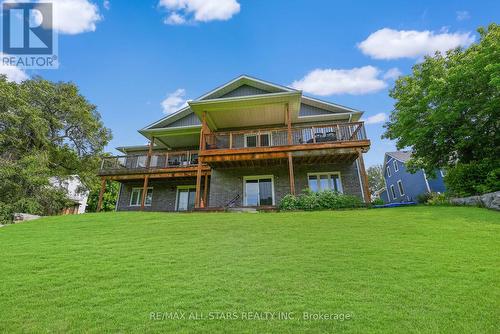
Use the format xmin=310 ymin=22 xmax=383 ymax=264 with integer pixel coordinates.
xmin=0 ymin=207 xmax=498 ymax=333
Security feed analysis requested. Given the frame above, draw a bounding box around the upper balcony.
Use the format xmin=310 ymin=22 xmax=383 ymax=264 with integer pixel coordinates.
xmin=200 ymin=122 xmax=369 ymax=167
xmin=98 ymin=150 xmax=210 ymax=179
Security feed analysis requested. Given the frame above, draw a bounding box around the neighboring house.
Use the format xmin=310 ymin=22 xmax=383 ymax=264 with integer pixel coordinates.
xmin=381 ymin=151 xmax=446 ymax=203
xmin=97 ymin=75 xmax=371 ymax=211
xmin=49 ymin=175 xmax=90 ymax=214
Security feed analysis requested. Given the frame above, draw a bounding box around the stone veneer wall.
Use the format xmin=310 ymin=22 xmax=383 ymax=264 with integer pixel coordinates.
xmin=208 ymin=161 xmax=364 ymax=208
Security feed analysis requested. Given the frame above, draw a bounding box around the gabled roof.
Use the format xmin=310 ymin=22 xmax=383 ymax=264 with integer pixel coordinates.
xmin=140 ymin=75 xmax=364 ymax=133
xmin=197 ymin=74 xmax=297 ymax=100
xmin=386 ymin=151 xmax=412 ymax=163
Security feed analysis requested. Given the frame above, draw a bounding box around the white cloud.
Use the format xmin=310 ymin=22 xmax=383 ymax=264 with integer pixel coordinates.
xmin=41 ymin=0 xmax=102 ymax=34
xmin=103 ymin=0 xmax=110 ymax=10
xmin=358 ymin=28 xmax=475 ymax=59
xmin=383 ymin=67 xmax=402 ymax=80
xmin=0 ymin=57 xmax=28 ymax=83
xmin=456 ymin=10 xmax=470 ymax=21
xmin=291 ymin=66 xmax=387 ymax=96
xmin=161 ymin=89 xmax=187 ymax=114
xmin=363 ymin=112 xmax=388 ymax=125
xmin=165 ymin=12 xmax=186 ymax=25
xmin=159 ymin=0 xmax=240 ymax=25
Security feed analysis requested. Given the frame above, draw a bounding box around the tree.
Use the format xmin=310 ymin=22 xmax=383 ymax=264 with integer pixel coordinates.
xmin=86 ymin=180 xmax=119 ymax=212
xmin=0 ymin=76 xmax=112 ymax=222
xmin=383 ymin=24 xmax=500 ymax=196
xmin=367 ymin=164 xmax=385 ymax=195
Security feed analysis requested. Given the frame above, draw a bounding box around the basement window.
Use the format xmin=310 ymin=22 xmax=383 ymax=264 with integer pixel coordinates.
xmin=307 ymin=172 xmax=343 ymax=193
xmin=130 ymin=187 xmax=153 ymax=206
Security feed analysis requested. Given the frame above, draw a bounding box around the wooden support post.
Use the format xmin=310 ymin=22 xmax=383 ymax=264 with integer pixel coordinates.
xmin=146 ymin=137 xmax=154 ymax=168
xmin=286 ymin=103 xmax=292 ymax=145
xmin=194 ymin=163 xmax=203 ymax=208
xmin=97 ymin=177 xmax=106 ymax=212
xmin=203 ymin=173 xmax=209 ymax=207
xmin=140 ymin=175 xmax=149 ymax=210
xmin=311 ymin=126 xmax=316 ymax=143
xmin=287 ymin=152 xmax=295 ymax=195
xmin=199 ymin=111 xmax=207 ymax=151
xmin=229 ymin=132 xmax=233 ymax=149
xmin=357 ymin=149 xmax=371 ymax=203
xmin=195 ymin=112 xmax=207 ymax=208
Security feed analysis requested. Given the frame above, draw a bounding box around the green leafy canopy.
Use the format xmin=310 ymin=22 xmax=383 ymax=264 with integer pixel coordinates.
xmin=383 ymin=24 xmax=499 ymax=195
xmin=0 ymin=76 xmax=112 ymax=221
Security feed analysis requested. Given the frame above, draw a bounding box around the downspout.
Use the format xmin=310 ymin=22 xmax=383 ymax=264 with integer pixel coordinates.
xmin=422 ymin=169 xmax=431 ymax=193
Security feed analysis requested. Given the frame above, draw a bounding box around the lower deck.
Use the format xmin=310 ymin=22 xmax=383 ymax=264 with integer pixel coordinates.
xmin=115 ymin=160 xmax=367 ymax=212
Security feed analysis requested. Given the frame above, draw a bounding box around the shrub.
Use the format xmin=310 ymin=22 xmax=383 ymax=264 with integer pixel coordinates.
xmin=416 ymin=192 xmax=432 ymax=204
xmin=416 ymin=192 xmax=450 ymax=206
xmin=0 ymin=202 xmax=13 ymax=225
xmin=279 ymin=194 xmax=299 ymax=211
xmin=279 ymin=190 xmax=364 ymax=211
xmin=444 ymin=160 xmax=500 ymax=197
xmin=371 ymin=198 xmax=384 ymax=205
xmin=426 ymin=193 xmax=449 ymax=206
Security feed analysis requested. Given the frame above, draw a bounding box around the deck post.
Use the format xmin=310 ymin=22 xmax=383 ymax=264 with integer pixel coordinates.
xmin=203 ymin=173 xmax=209 ymax=207
xmin=146 ymin=136 xmax=154 ymax=168
xmin=286 ymin=103 xmax=292 ymax=145
xmin=357 ymin=149 xmax=371 ymax=203
xmin=140 ymin=175 xmax=150 ymax=210
xmin=97 ymin=177 xmax=106 ymax=212
xmin=287 ymin=152 xmax=295 ymax=195
xmin=195 ymin=112 xmax=206 ymax=208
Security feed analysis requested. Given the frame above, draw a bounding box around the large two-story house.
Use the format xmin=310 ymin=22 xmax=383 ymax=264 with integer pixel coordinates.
xmin=96 ymin=76 xmax=371 ymax=211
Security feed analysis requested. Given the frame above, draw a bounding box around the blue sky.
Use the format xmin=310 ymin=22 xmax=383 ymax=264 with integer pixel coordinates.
xmin=3 ymin=0 xmax=499 ymax=166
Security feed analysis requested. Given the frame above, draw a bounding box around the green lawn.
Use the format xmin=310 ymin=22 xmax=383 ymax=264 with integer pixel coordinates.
xmin=0 ymin=207 xmax=498 ymax=333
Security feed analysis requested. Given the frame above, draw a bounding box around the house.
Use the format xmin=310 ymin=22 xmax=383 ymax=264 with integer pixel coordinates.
xmin=96 ymin=75 xmax=371 ymax=211
xmin=381 ymin=151 xmax=446 ymax=203
xmin=49 ymin=175 xmax=90 ymax=214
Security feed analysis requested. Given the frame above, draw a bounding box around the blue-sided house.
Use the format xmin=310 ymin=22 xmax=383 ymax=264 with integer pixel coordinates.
xmin=380 ymin=151 xmax=446 ymax=203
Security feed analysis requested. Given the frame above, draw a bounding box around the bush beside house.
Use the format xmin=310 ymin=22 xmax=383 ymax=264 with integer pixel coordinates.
xmin=279 ymin=190 xmax=364 ymax=211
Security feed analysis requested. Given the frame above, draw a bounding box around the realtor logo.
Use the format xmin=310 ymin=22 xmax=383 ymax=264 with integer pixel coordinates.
xmin=1 ymin=1 xmax=58 ymax=68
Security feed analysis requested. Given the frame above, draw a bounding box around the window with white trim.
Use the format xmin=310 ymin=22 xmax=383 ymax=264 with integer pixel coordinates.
xmin=386 ymin=166 xmax=391 ymax=177
xmin=307 ymin=172 xmax=343 ymax=193
xmin=393 ymin=160 xmax=399 ymax=172
xmin=390 ymin=185 xmax=396 ymax=199
xmin=397 ymin=180 xmax=405 ymax=196
xmin=130 ymin=187 xmax=153 ymax=206
xmin=244 ymin=132 xmax=271 ymax=148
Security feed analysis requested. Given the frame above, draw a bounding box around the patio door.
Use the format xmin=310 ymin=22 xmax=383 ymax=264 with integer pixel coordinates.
xmin=176 ymin=186 xmax=196 ymax=211
xmin=244 ymin=176 xmax=274 ymax=206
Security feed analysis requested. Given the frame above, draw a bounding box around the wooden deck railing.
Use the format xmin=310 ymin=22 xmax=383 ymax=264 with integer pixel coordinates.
xmin=203 ymin=122 xmax=367 ymax=151
xmin=99 ymin=150 xmax=199 ymax=173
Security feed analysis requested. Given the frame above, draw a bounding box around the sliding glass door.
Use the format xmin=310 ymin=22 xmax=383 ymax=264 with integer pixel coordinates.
xmin=176 ymin=187 xmax=196 ymax=211
xmin=244 ymin=176 xmax=274 ymax=206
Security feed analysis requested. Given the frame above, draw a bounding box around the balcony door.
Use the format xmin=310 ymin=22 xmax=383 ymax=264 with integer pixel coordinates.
xmin=176 ymin=186 xmax=196 ymax=211
xmin=243 ymin=176 xmax=275 ymax=206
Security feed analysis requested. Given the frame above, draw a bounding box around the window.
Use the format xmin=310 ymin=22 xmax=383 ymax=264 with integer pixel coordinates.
xmin=393 ymin=160 xmax=399 ymax=172
xmin=244 ymin=132 xmax=271 ymax=148
xmin=307 ymin=172 xmax=343 ymax=193
xmin=397 ymin=180 xmax=405 ymax=196
xmin=390 ymin=185 xmax=396 ymax=199
xmin=386 ymin=166 xmax=391 ymax=177
xmin=130 ymin=187 xmax=153 ymax=206
xmin=243 ymin=176 xmax=274 ymax=206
